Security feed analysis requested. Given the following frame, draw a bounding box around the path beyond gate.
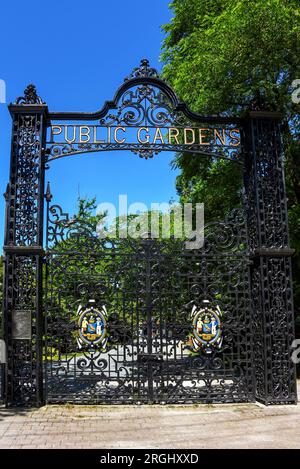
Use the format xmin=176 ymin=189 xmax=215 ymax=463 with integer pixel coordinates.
xmin=2 ymin=60 xmax=297 ymax=406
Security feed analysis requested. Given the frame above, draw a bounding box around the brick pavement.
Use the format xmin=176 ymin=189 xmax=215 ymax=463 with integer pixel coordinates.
xmin=0 ymin=397 xmax=300 ymax=449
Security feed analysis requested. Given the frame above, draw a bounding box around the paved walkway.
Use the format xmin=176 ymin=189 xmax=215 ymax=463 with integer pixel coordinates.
xmin=0 ymin=396 xmax=300 ymax=449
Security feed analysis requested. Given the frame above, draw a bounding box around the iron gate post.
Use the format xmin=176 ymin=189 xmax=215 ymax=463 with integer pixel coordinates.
xmin=243 ymin=111 xmax=297 ymax=404
xmin=3 ymin=85 xmax=47 ymax=406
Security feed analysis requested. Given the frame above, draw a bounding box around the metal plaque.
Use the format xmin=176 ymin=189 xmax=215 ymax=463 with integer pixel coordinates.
xmin=12 ymin=310 xmax=32 ymax=340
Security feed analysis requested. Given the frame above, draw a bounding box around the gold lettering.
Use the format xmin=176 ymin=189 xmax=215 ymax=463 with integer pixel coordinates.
xmin=184 ymin=128 xmax=195 ymax=145
xmin=64 ymin=125 xmax=76 ymax=144
xmin=93 ymin=126 xmax=105 ymax=144
xmin=114 ymin=126 xmax=126 ymax=144
xmin=229 ymin=129 xmax=241 ymax=147
xmin=51 ymin=125 xmax=62 ymax=140
xmin=137 ymin=127 xmax=150 ymax=144
xmin=199 ymin=128 xmax=210 ymax=145
xmin=153 ymin=127 xmax=164 ymax=144
xmin=168 ymin=127 xmax=179 ymax=144
xmin=79 ymin=126 xmax=91 ymax=143
xmin=214 ymin=128 xmax=226 ymax=146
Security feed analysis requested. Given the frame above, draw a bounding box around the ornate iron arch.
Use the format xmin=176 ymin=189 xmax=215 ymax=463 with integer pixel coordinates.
xmin=49 ymin=59 xmax=238 ymax=123
xmin=45 ymin=59 xmax=242 ymax=162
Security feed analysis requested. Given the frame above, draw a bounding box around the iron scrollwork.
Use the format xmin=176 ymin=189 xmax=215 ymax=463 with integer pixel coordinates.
xmin=15 ymin=83 xmax=44 ymax=105
xmin=3 ymin=87 xmax=47 ymax=406
xmin=46 ymin=59 xmax=242 ymax=162
xmin=44 ymin=195 xmax=254 ymax=404
xmin=244 ymin=113 xmax=297 ymax=404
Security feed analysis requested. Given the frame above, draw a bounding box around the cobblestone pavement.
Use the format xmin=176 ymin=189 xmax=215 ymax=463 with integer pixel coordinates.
xmin=0 ymin=396 xmax=300 ymax=449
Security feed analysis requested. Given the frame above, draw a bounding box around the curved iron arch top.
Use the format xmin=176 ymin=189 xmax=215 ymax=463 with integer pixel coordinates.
xmin=48 ymin=59 xmax=242 ymax=125
xmin=12 ymin=60 xmax=242 ymax=162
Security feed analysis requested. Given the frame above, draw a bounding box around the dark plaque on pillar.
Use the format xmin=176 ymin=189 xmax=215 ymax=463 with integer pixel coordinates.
xmin=12 ymin=310 xmax=32 ymax=340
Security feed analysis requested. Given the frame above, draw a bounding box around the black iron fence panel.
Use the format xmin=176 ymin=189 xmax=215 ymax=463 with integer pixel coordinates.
xmin=44 ymin=201 xmax=254 ymax=404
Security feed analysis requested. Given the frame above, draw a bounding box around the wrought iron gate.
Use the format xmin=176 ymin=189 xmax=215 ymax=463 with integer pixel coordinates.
xmin=44 ymin=198 xmax=254 ymax=404
xmin=3 ymin=60 xmax=297 ymax=407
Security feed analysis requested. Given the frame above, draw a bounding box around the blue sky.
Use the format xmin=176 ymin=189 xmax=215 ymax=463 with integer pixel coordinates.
xmin=0 ymin=0 xmax=177 ymax=246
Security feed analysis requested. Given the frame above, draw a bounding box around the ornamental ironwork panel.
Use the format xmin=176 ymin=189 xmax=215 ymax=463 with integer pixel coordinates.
xmin=44 ymin=199 xmax=254 ymax=404
xmin=45 ymin=59 xmax=242 ymax=163
xmin=243 ymin=113 xmax=297 ymax=404
xmin=3 ymin=88 xmax=46 ymax=406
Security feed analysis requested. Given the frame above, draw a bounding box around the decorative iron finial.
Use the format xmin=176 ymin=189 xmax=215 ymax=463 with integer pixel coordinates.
xmin=15 ymin=83 xmax=44 ymax=105
xmin=125 ymin=59 xmax=160 ymax=81
xmin=45 ymin=181 xmax=53 ymax=202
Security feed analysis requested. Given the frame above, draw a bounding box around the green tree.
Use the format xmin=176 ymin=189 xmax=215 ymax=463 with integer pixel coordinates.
xmin=161 ymin=0 xmax=300 ymax=318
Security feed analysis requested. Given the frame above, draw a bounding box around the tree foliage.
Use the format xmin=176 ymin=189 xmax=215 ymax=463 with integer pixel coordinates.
xmin=161 ymin=0 xmax=300 ymax=318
